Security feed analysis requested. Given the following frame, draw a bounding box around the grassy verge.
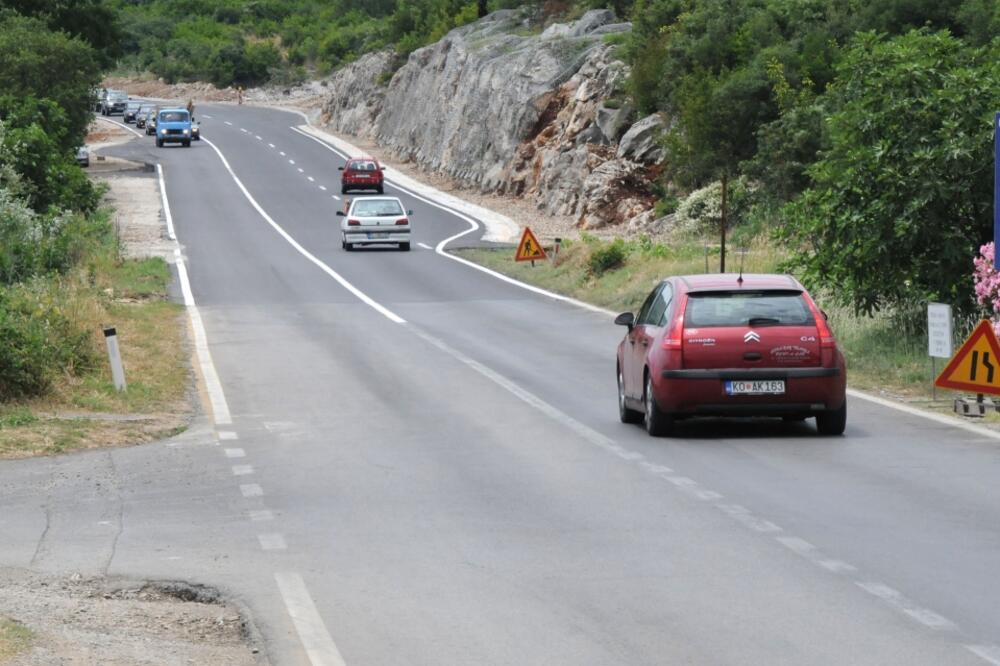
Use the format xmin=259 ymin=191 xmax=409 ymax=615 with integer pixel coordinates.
xmin=0 ymin=213 xmax=190 ymax=459
xmin=457 ymin=236 xmax=969 ymax=408
xmin=0 ymin=617 xmax=33 ymax=662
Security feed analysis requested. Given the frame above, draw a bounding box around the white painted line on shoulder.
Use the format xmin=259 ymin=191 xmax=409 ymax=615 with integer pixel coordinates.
xmin=275 ymin=572 xmax=348 ymax=666
xmin=232 ymin=465 xmax=254 ymax=476
xmin=847 ymin=388 xmax=1000 ymax=442
xmin=249 ymin=510 xmax=274 ymax=522
xmin=202 ymin=137 xmax=405 ymax=323
xmin=156 ymin=164 xmax=176 ymax=241
xmin=225 ymin=121 xmax=233 ymax=126
xmin=240 ymin=483 xmax=263 ymax=498
xmin=172 ymin=253 xmax=231 ymax=425
xmin=307 ymin=176 xmax=315 ymax=182
xmin=417 ymin=242 xmax=432 ymax=250
xmin=319 ymin=185 xmax=327 ymax=191
xmin=968 ymin=645 xmax=1000 ymax=666
xmin=269 ymin=143 xmax=275 ymax=148
xmin=258 ymin=533 xmax=287 ymax=550
xmin=95 ymin=116 xmax=143 ymax=138
xmin=224 ymin=448 xmax=245 ymax=458
xmin=639 ymin=462 xmax=674 ymax=475
xmin=219 ymin=430 xmax=238 ymax=440
xmin=855 ymin=581 xmax=957 ymax=630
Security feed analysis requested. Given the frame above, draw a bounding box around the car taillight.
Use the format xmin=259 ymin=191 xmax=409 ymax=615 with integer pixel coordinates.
xmin=347 ymin=219 xmax=360 ymax=226
xmin=661 ymin=293 xmax=688 ymax=350
xmin=395 ymin=218 xmax=408 ymax=226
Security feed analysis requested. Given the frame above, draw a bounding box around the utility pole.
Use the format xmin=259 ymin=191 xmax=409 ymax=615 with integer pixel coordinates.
xmin=720 ymin=171 xmax=728 ymax=273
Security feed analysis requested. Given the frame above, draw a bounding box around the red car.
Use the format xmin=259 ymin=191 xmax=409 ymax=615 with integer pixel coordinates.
xmin=615 ymin=274 xmax=846 ymax=436
xmin=339 ymin=157 xmax=384 ymax=194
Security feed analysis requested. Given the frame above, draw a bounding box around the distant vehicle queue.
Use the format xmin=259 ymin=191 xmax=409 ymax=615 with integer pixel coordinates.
xmin=95 ymin=89 xmax=201 ymax=147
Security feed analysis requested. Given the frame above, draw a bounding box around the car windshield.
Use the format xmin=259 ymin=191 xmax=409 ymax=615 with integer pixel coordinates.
xmin=350 ymin=161 xmax=378 ymax=172
xmin=352 ymin=200 xmax=404 ymax=217
xmin=109 ymin=92 xmax=127 ymax=101
xmin=684 ymin=290 xmax=813 ymax=327
xmin=159 ymin=111 xmax=189 ymax=122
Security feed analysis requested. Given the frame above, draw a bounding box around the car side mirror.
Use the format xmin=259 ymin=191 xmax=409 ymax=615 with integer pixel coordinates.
xmin=336 ymin=211 xmax=345 ymax=216
xmin=821 ymin=310 xmax=829 ymax=321
xmin=614 ymin=312 xmax=635 ymax=329
xmin=407 ymin=209 xmax=413 ymax=216
xmin=338 ymin=166 xmax=344 ymax=171
xmin=380 ymin=166 xmax=386 ymax=171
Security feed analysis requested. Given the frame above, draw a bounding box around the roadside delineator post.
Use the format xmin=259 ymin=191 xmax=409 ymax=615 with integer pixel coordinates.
xmin=104 ymin=327 xmax=127 ymax=392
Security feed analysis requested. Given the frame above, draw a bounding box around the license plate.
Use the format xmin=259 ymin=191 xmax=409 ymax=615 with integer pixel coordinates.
xmin=368 ymin=232 xmax=388 ymax=239
xmin=725 ymin=379 xmax=785 ymax=395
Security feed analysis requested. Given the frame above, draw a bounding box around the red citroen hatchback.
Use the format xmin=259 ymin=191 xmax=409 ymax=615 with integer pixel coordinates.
xmin=339 ymin=157 xmax=384 ymax=194
xmin=615 ymin=274 xmax=846 ymax=436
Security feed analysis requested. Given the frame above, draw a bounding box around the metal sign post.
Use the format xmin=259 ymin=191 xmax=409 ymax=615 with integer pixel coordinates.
xmin=994 ymin=112 xmax=999 ymax=269
xmin=927 ymin=303 xmax=953 ymax=401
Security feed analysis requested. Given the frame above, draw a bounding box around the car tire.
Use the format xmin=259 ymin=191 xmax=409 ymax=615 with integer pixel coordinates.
xmin=156 ymin=139 xmax=163 ymax=148
xmin=618 ymin=365 xmax=642 ymax=424
xmin=376 ymin=185 xmax=384 ymax=194
xmin=400 ymin=242 xmax=410 ymax=251
xmin=644 ymin=372 xmax=674 ymax=437
xmin=183 ymin=140 xmax=191 ymax=147
xmin=815 ymin=400 xmax=847 ymax=436
xmin=344 ymin=242 xmax=354 ymax=251
xmin=341 ymin=185 xmax=349 ymax=194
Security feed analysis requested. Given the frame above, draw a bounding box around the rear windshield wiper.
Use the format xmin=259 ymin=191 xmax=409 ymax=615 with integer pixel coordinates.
xmin=748 ymin=316 xmax=781 ymax=327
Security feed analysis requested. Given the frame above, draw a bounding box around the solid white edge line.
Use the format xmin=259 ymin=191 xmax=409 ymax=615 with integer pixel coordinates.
xmin=969 ymin=645 xmax=1000 ymax=666
xmin=95 ymin=116 xmax=144 ymax=138
xmin=417 ymin=242 xmax=432 ymax=250
xmin=158 ymin=165 xmax=233 ymax=426
xmin=275 ymin=572 xmax=348 ymax=666
xmin=156 ymin=164 xmax=177 ymax=241
xmin=286 ymin=121 xmax=1000 ymax=440
xmin=201 ymin=136 xmax=405 ymax=323
xmin=287 ymin=125 xmax=614 ymax=317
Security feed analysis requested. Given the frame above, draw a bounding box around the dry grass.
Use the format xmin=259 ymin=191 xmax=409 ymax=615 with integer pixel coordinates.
xmin=0 ymin=256 xmax=192 ymax=459
xmin=0 ymin=617 xmax=33 ymax=663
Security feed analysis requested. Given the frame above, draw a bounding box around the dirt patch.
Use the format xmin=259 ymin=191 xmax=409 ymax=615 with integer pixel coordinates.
xmin=0 ymin=569 xmax=262 ymax=665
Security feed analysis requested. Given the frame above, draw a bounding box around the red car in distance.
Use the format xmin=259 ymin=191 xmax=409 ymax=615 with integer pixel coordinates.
xmin=615 ymin=274 xmax=847 ymax=436
xmin=339 ymin=157 xmax=385 ymax=194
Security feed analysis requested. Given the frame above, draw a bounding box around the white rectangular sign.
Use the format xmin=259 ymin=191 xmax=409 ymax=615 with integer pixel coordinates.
xmin=927 ymin=303 xmax=952 ymax=359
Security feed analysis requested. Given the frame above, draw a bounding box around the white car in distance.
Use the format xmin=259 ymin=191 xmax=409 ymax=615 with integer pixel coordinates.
xmin=338 ymin=196 xmax=413 ymax=251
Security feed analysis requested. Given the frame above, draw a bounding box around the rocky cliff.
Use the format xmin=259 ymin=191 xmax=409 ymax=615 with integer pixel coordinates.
xmin=319 ymin=9 xmax=664 ymax=229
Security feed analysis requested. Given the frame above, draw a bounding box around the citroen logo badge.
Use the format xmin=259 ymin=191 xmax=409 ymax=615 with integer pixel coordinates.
xmin=744 ymin=331 xmax=761 ymax=343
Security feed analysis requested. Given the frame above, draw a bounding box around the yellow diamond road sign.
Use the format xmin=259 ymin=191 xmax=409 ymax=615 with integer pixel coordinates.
xmin=935 ymin=320 xmax=1000 ymax=396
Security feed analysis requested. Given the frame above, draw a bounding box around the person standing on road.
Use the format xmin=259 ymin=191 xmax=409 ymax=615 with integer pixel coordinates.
xmin=186 ymin=98 xmax=195 ymax=119
xmin=237 ymin=86 xmax=244 ymax=105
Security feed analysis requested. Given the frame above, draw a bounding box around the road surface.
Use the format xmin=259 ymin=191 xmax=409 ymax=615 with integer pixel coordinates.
xmin=1 ymin=104 xmax=999 ymax=665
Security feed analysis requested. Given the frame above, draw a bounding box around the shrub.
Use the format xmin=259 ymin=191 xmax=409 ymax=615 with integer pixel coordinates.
xmin=588 ymin=238 xmax=627 ymax=276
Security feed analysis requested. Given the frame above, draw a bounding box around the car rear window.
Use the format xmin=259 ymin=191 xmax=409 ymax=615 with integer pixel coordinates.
xmin=352 ymin=200 xmax=403 ymax=217
xmin=349 ymin=161 xmax=378 ymax=172
xmin=684 ymin=290 xmax=813 ymax=327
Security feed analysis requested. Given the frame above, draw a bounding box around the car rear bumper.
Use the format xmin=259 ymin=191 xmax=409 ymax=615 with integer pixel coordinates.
xmin=342 ymin=179 xmax=382 ymax=188
xmin=345 ymin=230 xmax=410 ymax=244
xmin=653 ymin=367 xmax=845 ymax=415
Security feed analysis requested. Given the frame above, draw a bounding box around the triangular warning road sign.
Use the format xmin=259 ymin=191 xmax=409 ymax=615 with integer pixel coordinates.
xmin=935 ymin=320 xmax=1000 ymax=395
xmin=515 ymin=227 xmax=547 ymax=262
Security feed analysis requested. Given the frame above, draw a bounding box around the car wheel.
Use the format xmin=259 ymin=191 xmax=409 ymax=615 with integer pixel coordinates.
xmin=400 ymin=242 xmax=410 ymax=251
xmin=815 ymin=400 xmax=847 ymax=436
xmin=376 ymin=185 xmax=384 ymax=194
xmin=341 ymin=185 xmax=349 ymax=194
xmin=156 ymin=139 xmax=163 ymax=148
xmin=644 ymin=372 xmax=673 ymax=437
xmin=183 ymin=140 xmax=191 ymax=147
xmin=618 ymin=365 xmax=642 ymax=424
xmin=344 ymin=242 xmax=354 ymax=251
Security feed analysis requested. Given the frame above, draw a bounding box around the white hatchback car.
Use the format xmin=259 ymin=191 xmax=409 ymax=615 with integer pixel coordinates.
xmin=337 ymin=196 xmax=412 ymax=251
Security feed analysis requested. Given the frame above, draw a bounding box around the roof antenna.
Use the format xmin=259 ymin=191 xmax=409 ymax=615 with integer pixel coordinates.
xmin=737 ymin=247 xmax=746 ymax=285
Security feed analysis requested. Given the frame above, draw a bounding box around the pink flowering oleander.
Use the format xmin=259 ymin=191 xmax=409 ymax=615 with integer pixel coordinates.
xmin=972 ymin=242 xmax=1000 ymax=336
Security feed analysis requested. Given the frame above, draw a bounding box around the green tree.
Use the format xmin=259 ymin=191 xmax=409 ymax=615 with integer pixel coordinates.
xmin=781 ymin=30 xmax=1000 ymax=314
xmin=0 ymin=0 xmax=123 ymax=63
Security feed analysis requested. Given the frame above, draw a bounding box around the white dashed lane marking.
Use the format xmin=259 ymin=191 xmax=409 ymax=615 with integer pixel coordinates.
xmin=240 ymin=128 xmax=248 ymax=133
xmin=232 ymin=465 xmax=254 ymax=476
xmin=202 ymin=114 xmax=212 ymax=119
xmin=224 ymin=448 xmax=246 ymax=458
xmin=258 ymin=533 xmax=287 ymax=551
xmin=307 ymin=176 xmax=315 ymax=182
xmin=255 ymin=135 xmax=262 ymax=140
xmin=418 ymin=242 xmax=432 ymax=250
xmin=319 ymin=185 xmax=327 ymax=191
xmin=249 ymin=510 xmax=274 ymax=522
xmin=289 ymin=159 xmax=295 ymax=165
xmin=224 ymin=121 xmax=233 ymax=126
xmin=219 ymin=431 xmax=238 ymax=440
xmin=280 ymin=151 xmax=286 ymax=156
xmin=332 ymin=195 xmax=340 ymax=201
xmin=855 ymin=582 xmax=957 ymax=630
xmin=268 ymin=143 xmax=275 ymax=148
xmin=240 ymin=483 xmax=263 ymax=498
xmin=298 ymin=168 xmax=304 ymax=173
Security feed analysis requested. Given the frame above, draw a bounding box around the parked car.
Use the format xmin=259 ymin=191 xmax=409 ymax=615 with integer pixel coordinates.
xmin=155 ymin=108 xmax=192 ymax=147
xmin=123 ymin=101 xmax=143 ymax=123
xmin=615 ymin=273 xmax=847 ymax=436
xmin=101 ymin=90 xmax=128 ymax=116
xmin=75 ymin=146 xmax=89 ymax=167
xmin=339 ymin=157 xmax=384 ymax=194
xmin=135 ymin=105 xmax=155 ymax=129
xmin=336 ymin=196 xmax=412 ymax=251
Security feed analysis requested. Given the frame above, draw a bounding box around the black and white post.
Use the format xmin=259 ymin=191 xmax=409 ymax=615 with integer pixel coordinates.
xmin=104 ymin=327 xmax=127 ymax=392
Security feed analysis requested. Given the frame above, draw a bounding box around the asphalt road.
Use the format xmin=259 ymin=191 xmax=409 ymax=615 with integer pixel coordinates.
xmin=1 ymin=104 xmax=1000 ymax=665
